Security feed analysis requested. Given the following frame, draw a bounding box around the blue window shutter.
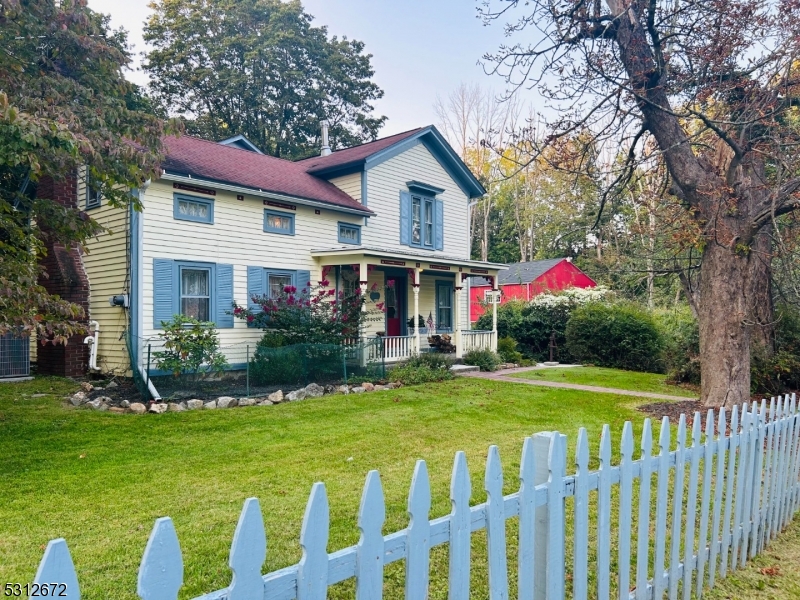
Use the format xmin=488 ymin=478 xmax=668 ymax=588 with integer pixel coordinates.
xmin=153 ymin=259 xmax=175 ymax=329
xmin=216 ymin=263 xmax=234 ymax=328
xmin=399 ymin=191 xmax=411 ymax=245
xmin=247 ymin=266 xmax=264 ymax=327
xmin=296 ymin=270 xmax=312 ymax=292
xmin=435 ymin=198 xmax=444 ymax=251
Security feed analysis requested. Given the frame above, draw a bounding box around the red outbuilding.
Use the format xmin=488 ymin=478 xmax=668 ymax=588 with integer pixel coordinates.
xmin=470 ymin=258 xmax=596 ymax=322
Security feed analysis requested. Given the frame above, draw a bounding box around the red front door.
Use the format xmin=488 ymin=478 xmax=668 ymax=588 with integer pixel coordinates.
xmin=386 ymin=277 xmax=402 ymax=336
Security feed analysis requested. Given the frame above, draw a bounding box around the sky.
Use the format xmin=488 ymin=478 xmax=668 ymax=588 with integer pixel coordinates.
xmin=87 ymin=0 xmax=534 ymax=136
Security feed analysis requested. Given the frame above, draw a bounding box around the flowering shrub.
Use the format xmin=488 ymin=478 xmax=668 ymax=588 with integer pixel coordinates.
xmin=529 ymin=285 xmax=612 ymax=308
xmin=232 ymin=276 xmax=382 ymax=346
xmin=153 ymin=314 xmax=229 ymax=379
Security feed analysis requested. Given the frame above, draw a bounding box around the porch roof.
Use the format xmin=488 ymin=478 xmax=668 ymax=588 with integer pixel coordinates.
xmin=310 ymin=245 xmax=507 ymax=278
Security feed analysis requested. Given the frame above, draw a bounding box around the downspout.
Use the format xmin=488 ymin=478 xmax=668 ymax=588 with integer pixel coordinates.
xmin=83 ymin=321 xmax=100 ymax=370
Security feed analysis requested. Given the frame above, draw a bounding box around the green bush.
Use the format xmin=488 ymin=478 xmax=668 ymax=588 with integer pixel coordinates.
xmin=463 ymin=349 xmax=502 ymax=372
xmin=751 ymin=306 xmax=800 ymax=394
xmin=153 ymin=314 xmax=229 ymax=379
xmin=565 ymin=303 xmax=664 ymax=372
xmin=388 ymin=353 xmax=454 ymax=385
xmin=497 ymin=337 xmax=523 ymax=364
xmin=656 ymin=308 xmax=700 ymax=385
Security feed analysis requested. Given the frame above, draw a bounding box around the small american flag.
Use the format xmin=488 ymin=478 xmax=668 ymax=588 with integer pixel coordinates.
xmin=427 ymin=312 xmax=434 ymax=330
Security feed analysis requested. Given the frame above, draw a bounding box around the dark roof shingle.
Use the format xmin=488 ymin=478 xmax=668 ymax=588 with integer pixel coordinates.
xmin=473 ymin=258 xmax=566 ymax=286
xmin=161 ymin=136 xmax=372 ymax=214
xmin=299 ymin=128 xmax=424 ymax=174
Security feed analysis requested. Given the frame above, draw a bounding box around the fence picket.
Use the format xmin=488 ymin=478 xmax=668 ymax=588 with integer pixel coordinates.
xmin=546 ymin=433 xmax=567 ymax=600
xmin=770 ymin=397 xmax=786 ymax=541
xmin=719 ymin=405 xmax=739 ymax=578
xmin=137 ymin=517 xmax=183 ymax=600
xmin=775 ymin=396 xmax=789 ymax=533
xmin=635 ymin=418 xmax=653 ymax=600
xmin=298 ymin=484 xmax=328 ymax=600
xmin=406 ymin=460 xmax=431 ymax=600
xmin=749 ymin=401 xmax=767 ymax=559
xmin=761 ymin=398 xmax=777 ymax=551
xmin=781 ymin=395 xmax=799 ymax=529
xmin=618 ymin=422 xmax=635 ymax=600
xmin=669 ymin=415 xmax=687 ymax=600
xmin=653 ymin=418 xmax=671 ymax=600
xmin=739 ymin=403 xmax=758 ymax=566
xmin=485 ymin=445 xmax=509 ymax=600
xmin=228 ymin=498 xmax=267 ymax=600
xmin=597 ymin=425 xmax=612 ymax=600
xmin=449 ymin=451 xmax=472 ymax=600
xmin=789 ymin=395 xmax=800 ymax=520
xmin=708 ymin=408 xmax=727 ymax=589
xmin=34 ymin=539 xmax=80 ymax=600
xmin=518 ymin=437 xmax=536 ymax=600
xmin=731 ymin=405 xmax=750 ymax=569
xmin=356 ymin=470 xmax=385 ymax=600
xmin=573 ymin=428 xmax=590 ymax=600
xmin=694 ymin=410 xmax=715 ymax=600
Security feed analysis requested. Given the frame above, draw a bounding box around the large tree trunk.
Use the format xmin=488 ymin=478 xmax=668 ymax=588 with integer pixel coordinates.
xmin=751 ymin=226 xmax=775 ymax=353
xmin=697 ymin=241 xmax=763 ymax=407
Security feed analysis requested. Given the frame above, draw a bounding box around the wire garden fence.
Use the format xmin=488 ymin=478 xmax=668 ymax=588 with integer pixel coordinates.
xmin=128 ymin=334 xmax=387 ymax=401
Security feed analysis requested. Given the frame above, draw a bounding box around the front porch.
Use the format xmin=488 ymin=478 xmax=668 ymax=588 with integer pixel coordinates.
xmin=312 ymin=246 xmax=505 ymax=363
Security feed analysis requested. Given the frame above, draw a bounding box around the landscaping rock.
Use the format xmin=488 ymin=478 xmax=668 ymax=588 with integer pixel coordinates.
xmin=129 ymin=402 xmax=147 ymax=414
xmin=109 ymin=407 xmax=126 ymax=414
xmin=86 ymin=398 xmax=108 ymax=411
xmin=268 ymin=390 xmax=284 ymax=403
xmin=238 ymin=398 xmax=256 ymax=407
xmin=119 ymin=400 xmax=131 ymax=409
xmin=94 ymin=396 xmax=113 ymax=404
xmin=385 ymin=383 xmax=397 ymax=390
xmin=304 ymin=383 xmax=324 ymax=398
xmin=167 ymin=402 xmax=186 ymax=412
xmin=204 ymin=400 xmax=218 ymax=410
xmin=217 ymin=396 xmax=237 ymax=409
xmin=337 ymin=385 xmax=350 ymax=395
xmin=374 ymin=385 xmax=386 ymax=392
xmin=286 ymin=389 xmax=307 ymax=401
xmin=80 ymin=381 xmax=94 ymax=393
xmin=149 ymin=403 xmax=168 ymax=414
xmin=106 ymin=380 xmax=119 ymax=389
xmin=257 ymin=400 xmax=274 ymax=406
xmin=361 ymin=382 xmax=375 ymax=391
xmin=324 ymin=385 xmax=337 ymax=394
xmin=186 ymin=399 xmax=204 ymax=410
xmin=351 ymin=386 xmax=365 ymax=394
xmin=69 ymin=391 xmax=87 ymax=406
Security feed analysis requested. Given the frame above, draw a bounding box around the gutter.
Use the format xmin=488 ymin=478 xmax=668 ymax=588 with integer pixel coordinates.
xmin=161 ymin=171 xmax=375 ymax=217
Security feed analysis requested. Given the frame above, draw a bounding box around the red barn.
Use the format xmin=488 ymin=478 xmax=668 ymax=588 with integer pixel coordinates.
xmin=470 ymin=258 xmax=596 ymax=322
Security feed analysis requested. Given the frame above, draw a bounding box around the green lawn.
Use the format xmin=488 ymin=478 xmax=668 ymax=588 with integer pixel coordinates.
xmin=511 ymin=366 xmax=698 ymax=397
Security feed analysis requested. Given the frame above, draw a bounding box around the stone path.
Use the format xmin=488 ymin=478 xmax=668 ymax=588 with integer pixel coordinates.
xmin=462 ymin=366 xmax=696 ymax=401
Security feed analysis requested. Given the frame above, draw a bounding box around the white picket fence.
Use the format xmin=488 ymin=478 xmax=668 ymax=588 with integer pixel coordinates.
xmin=34 ymin=394 xmax=800 ymax=600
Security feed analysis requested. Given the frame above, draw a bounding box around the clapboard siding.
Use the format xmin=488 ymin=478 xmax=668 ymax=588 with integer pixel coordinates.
xmin=363 ymin=144 xmax=470 ymax=258
xmin=140 ymin=181 xmax=363 ymax=346
xmin=329 ymin=173 xmax=362 ymax=202
xmin=80 ymin=172 xmax=131 ymax=374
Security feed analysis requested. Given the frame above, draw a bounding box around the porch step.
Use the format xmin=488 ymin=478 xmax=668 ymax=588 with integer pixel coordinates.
xmin=450 ymin=364 xmax=480 ymax=375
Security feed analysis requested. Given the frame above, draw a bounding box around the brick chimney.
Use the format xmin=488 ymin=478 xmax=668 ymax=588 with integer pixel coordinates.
xmin=36 ymin=171 xmax=91 ymax=377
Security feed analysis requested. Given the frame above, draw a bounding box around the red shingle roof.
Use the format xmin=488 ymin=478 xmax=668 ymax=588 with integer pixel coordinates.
xmin=161 ymin=136 xmax=373 ymax=214
xmin=299 ymin=127 xmax=424 ymax=173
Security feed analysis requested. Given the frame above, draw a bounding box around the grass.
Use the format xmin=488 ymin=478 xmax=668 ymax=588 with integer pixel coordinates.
xmin=511 ymin=366 xmax=698 ymax=397
xmin=0 ymin=376 xmax=645 ymax=599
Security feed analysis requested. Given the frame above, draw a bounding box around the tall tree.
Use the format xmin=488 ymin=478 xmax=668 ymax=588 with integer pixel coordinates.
xmin=143 ymin=0 xmax=386 ymax=159
xmin=481 ymin=0 xmax=800 ymax=407
xmin=0 ymin=0 xmax=172 ymax=342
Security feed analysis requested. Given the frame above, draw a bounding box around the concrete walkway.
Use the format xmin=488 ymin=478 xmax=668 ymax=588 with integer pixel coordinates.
xmin=463 ymin=366 xmax=697 ymax=402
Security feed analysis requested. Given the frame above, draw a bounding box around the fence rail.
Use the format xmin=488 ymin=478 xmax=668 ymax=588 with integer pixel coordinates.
xmin=34 ymin=394 xmax=800 ymax=600
xmin=461 ymin=329 xmax=495 ymax=353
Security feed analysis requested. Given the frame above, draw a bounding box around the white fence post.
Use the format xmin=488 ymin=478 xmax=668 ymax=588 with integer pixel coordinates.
xmin=532 ymin=432 xmax=552 ymax=600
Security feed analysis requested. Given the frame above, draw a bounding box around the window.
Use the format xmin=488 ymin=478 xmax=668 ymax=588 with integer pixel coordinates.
xmin=410 ymin=195 xmax=435 ymax=247
xmin=436 ymin=281 xmax=453 ymax=331
xmin=338 ymin=222 xmax=361 ymax=245
xmin=179 ymin=266 xmax=211 ymax=321
xmin=411 ymin=197 xmax=422 ymax=245
xmin=264 ymin=209 xmax=295 ymax=235
xmin=174 ymin=194 xmax=214 ymax=224
xmin=424 ymin=199 xmax=433 ymax=247
xmin=269 ymin=273 xmax=293 ymax=298
xmin=340 ymin=267 xmax=359 ymax=298
xmin=86 ymin=177 xmax=101 ymax=209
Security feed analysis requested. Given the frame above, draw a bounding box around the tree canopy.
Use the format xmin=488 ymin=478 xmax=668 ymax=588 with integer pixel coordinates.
xmin=143 ymin=0 xmax=387 ymax=159
xmin=0 ymin=0 xmax=174 ymax=342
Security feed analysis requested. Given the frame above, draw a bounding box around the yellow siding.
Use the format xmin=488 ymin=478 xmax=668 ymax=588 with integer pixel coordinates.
xmin=329 ymin=173 xmax=362 ymax=202
xmin=364 ymin=143 xmax=471 ymax=258
xmin=81 ymin=173 xmax=131 ymax=374
xmin=140 ymin=181 xmax=365 ymax=353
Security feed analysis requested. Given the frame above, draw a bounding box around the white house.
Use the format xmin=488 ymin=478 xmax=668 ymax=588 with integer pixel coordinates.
xmin=80 ymin=125 xmax=505 ymax=377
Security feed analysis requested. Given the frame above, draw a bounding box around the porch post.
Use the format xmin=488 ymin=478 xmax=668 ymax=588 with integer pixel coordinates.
xmin=491 ymin=283 xmax=498 ymax=352
xmin=359 ymin=261 xmax=369 ymax=366
xmin=454 ymin=285 xmax=463 ymax=359
xmin=413 ymin=268 xmax=421 ymax=354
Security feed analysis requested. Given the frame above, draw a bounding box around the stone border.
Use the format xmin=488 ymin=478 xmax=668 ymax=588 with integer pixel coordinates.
xmin=67 ymin=381 xmax=403 ymax=414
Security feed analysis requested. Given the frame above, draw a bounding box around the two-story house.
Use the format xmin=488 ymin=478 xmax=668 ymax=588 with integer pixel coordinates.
xmin=77 ymin=125 xmax=505 ymax=380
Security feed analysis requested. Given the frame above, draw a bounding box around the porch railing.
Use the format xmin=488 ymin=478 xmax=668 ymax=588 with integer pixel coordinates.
xmin=368 ymin=335 xmax=418 ymax=362
xmin=461 ymin=330 xmax=495 ymax=353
